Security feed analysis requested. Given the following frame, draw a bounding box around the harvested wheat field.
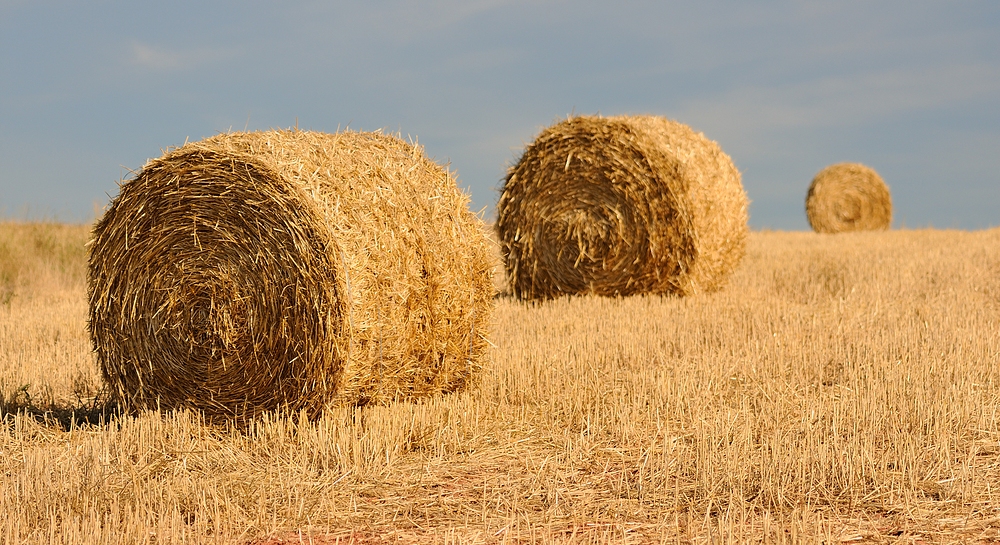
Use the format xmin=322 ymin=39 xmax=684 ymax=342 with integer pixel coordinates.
xmin=2 ymin=220 xmax=1000 ymax=544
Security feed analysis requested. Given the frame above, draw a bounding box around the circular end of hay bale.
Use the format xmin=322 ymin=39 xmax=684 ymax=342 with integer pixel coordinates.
xmin=496 ymin=115 xmax=749 ymax=300
xmin=805 ymin=163 xmax=892 ymax=233
xmin=88 ymin=130 xmax=495 ymax=420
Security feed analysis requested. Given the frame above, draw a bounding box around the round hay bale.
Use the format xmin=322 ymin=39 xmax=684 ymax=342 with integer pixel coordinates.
xmin=496 ymin=115 xmax=749 ymax=300
xmin=805 ymin=162 xmax=892 ymax=233
xmin=88 ymin=129 xmax=496 ymax=420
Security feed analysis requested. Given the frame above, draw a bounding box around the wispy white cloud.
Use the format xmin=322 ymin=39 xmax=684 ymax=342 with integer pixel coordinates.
xmin=676 ymin=63 xmax=1000 ymax=152
xmin=130 ymin=42 xmax=239 ymax=71
xmin=2 ymin=0 xmax=998 ymax=228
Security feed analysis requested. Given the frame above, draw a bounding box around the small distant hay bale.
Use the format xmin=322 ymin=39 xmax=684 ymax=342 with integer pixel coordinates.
xmin=88 ymin=129 xmax=496 ymax=421
xmin=496 ymin=115 xmax=749 ymax=300
xmin=805 ymin=163 xmax=892 ymax=233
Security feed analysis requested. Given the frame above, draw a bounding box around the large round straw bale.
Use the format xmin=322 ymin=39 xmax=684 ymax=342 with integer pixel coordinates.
xmin=496 ymin=115 xmax=749 ymax=300
xmin=88 ymin=129 xmax=496 ymax=420
xmin=805 ymin=163 xmax=892 ymax=233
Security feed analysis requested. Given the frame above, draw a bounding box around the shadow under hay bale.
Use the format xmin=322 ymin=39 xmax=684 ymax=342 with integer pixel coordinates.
xmin=88 ymin=129 xmax=496 ymax=421
xmin=496 ymin=115 xmax=749 ymax=300
xmin=806 ymin=163 xmax=892 ymax=234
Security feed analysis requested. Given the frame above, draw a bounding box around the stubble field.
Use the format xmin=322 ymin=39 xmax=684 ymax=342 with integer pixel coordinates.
xmin=1 ymin=221 xmax=999 ymax=544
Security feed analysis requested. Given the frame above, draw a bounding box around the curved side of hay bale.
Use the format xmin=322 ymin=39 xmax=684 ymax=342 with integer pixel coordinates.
xmin=88 ymin=130 xmax=496 ymax=420
xmin=496 ymin=115 xmax=749 ymax=300
xmin=805 ymin=163 xmax=892 ymax=233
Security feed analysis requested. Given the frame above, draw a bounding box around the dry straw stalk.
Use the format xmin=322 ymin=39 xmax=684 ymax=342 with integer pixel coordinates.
xmin=806 ymin=162 xmax=892 ymax=233
xmin=497 ymin=114 xmax=749 ymax=300
xmin=88 ymin=129 xmax=496 ymax=421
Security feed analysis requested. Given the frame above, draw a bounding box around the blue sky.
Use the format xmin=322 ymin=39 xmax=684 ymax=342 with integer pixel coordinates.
xmin=1 ymin=1 xmax=998 ymax=229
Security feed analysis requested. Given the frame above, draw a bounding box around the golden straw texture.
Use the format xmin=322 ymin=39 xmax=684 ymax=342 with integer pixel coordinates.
xmin=88 ymin=129 xmax=496 ymax=421
xmin=496 ymin=115 xmax=749 ymax=300
xmin=806 ymin=163 xmax=892 ymax=233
